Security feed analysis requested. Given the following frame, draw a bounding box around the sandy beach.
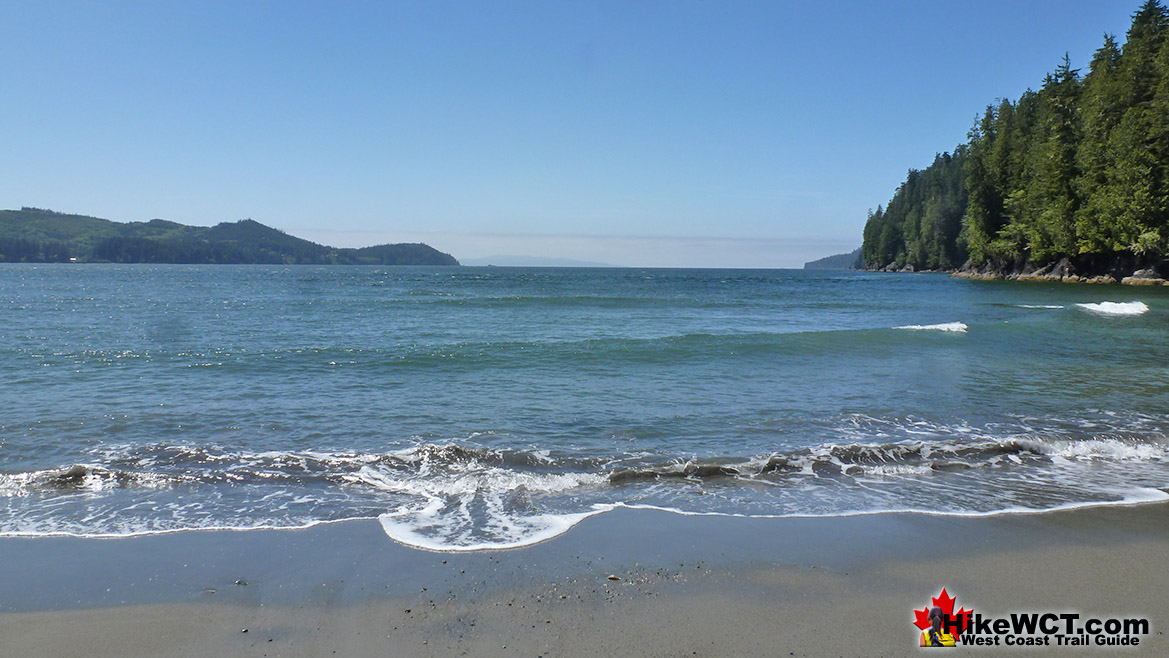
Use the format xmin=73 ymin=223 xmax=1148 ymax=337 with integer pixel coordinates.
xmin=2 ymin=502 xmax=1167 ymax=657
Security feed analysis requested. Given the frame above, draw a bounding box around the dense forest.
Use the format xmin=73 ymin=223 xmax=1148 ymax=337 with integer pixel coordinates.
xmin=0 ymin=208 xmax=459 ymax=265
xmin=862 ymin=0 xmax=1169 ymax=280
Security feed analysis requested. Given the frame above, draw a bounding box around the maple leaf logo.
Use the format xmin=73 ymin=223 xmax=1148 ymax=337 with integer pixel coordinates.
xmin=913 ymin=587 xmax=971 ymax=638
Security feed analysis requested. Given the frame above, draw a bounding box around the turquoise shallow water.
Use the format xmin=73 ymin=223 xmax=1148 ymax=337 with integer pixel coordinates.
xmin=2 ymin=264 xmax=1168 ymax=549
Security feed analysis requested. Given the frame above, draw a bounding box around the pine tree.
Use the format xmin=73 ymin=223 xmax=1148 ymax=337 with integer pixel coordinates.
xmin=1026 ymin=55 xmax=1081 ymax=261
xmin=963 ymin=106 xmax=1001 ymax=263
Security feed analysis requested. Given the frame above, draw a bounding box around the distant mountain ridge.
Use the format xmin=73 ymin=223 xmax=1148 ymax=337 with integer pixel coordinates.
xmin=0 ymin=207 xmax=459 ymax=265
xmin=803 ymin=247 xmax=861 ymax=270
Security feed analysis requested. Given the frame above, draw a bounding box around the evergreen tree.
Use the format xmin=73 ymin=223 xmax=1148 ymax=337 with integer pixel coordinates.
xmin=1025 ymin=55 xmax=1081 ymax=261
xmin=1075 ymin=34 xmax=1126 ymax=254
xmin=963 ymin=106 xmax=1001 ymax=263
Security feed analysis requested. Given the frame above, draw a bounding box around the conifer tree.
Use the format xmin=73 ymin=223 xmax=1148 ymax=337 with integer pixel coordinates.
xmin=1075 ymin=34 xmax=1125 ymax=255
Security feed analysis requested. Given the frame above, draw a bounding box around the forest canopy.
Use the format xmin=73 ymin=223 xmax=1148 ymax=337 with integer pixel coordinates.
xmin=862 ymin=0 xmax=1169 ymax=277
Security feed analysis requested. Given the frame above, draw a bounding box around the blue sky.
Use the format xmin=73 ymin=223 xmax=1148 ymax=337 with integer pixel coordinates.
xmin=0 ymin=1 xmax=1140 ymax=267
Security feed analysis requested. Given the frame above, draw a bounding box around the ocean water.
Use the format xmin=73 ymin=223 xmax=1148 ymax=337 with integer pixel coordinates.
xmin=2 ymin=264 xmax=1168 ymax=550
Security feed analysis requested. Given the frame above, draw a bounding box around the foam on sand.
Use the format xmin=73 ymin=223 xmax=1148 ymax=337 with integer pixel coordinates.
xmin=378 ymin=506 xmax=612 ymax=552
xmin=347 ymin=444 xmax=609 ymax=551
xmin=893 ymin=322 xmax=967 ymax=333
xmin=1076 ymin=301 xmax=1149 ymax=316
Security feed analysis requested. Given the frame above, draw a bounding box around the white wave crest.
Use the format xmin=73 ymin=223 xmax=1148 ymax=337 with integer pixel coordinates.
xmin=345 ymin=463 xmax=602 ymax=497
xmin=345 ymin=449 xmax=607 ymax=550
xmin=894 ymin=322 xmax=967 ymax=333
xmin=858 ymin=464 xmax=935 ymax=477
xmin=0 ymin=464 xmax=171 ymax=497
xmin=1076 ymin=301 xmax=1149 ymax=316
xmin=1016 ymin=437 xmax=1169 ymax=462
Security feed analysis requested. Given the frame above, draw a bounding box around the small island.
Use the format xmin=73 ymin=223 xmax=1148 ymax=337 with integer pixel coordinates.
xmin=0 ymin=207 xmax=459 ymax=266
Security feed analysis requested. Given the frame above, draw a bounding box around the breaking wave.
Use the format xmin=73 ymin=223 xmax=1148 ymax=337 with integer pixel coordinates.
xmin=894 ymin=322 xmax=968 ymax=333
xmin=1076 ymin=301 xmax=1149 ymax=316
xmin=0 ymin=464 xmax=161 ymax=494
xmin=3 ymin=418 xmax=1168 ymax=550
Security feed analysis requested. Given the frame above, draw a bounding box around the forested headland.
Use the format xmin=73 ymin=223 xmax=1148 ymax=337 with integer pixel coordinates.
xmin=861 ymin=0 xmax=1169 ymax=284
xmin=0 ymin=208 xmax=459 ymax=265
xmin=803 ymin=247 xmax=861 ymax=270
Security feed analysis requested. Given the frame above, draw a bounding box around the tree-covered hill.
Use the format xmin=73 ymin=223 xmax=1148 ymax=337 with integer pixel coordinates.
xmin=0 ymin=208 xmax=459 ymax=265
xmin=803 ymin=247 xmax=862 ymax=270
xmin=861 ymin=0 xmax=1169 ymax=281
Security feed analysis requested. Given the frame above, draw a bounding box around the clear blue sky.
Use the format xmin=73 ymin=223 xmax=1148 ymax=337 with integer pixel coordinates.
xmin=0 ymin=1 xmax=1140 ymax=267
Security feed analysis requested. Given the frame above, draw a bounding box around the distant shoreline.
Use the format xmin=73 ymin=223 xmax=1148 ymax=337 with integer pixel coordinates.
xmin=1 ymin=208 xmax=460 ymax=266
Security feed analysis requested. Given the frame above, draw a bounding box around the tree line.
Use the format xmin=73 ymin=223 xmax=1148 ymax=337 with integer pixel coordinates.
xmin=0 ymin=236 xmax=72 ymax=262
xmin=863 ymin=0 xmax=1169 ymax=275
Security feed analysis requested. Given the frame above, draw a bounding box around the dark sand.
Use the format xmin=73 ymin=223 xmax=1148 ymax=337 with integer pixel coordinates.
xmin=2 ymin=503 xmax=1167 ymax=657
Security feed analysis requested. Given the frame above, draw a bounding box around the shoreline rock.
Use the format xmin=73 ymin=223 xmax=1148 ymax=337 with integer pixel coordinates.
xmin=948 ymin=271 xmax=1139 ymax=284
xmin=866 ymin=263 xmax=1167 ymax=286
xmin=860 ymin=256 xmax=1169 ymax=286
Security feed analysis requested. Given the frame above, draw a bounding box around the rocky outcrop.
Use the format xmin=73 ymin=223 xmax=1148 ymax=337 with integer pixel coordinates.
xmin=949 ymin=257 xmax=1166 ymax=286
xmin=1121 ymin=268 xmax=1169 ymax=286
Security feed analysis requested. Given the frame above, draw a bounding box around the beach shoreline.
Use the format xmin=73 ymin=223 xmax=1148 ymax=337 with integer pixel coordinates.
xmin=3 ymin=501 xmax=1167 ymax=657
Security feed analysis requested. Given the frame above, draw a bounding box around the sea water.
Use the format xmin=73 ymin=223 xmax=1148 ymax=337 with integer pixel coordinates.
xmin=1 ymin=265 xmax=1167 ymax=550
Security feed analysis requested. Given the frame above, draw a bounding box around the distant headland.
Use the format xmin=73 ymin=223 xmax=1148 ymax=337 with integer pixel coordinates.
xmin=0 ymin=207 xmax=459 ymax=265
xmin=803 ymin=247 xmax=861 ymax=270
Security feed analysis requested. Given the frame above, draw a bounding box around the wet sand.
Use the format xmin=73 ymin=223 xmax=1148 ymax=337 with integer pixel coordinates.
xmin=2 ymin=503 xmax=1168 ymax=657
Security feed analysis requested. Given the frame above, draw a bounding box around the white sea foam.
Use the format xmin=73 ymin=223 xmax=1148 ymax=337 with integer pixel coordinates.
xmin=8 ymin=488 xmax=1168 ymax=542
xmin=614 ymin=487 xmax=1169 ymax=519
xmin=0 ymin=464 xmax=171 ymax=496
xmin=7 ymin=425 xmax=1169 ymax=550
xmin=1015 ymin=437 xmax=1169 ymax=462
xmin=893 ymin=322 xmax=967 ymax=333
xmin=860 ymin=464 xmax=935 ymax=477
xmin=345 ymin=447 xmax=608 ymax=550
xmin=378 ymin=506 xmax=611 ymax=552
xmin=344 ymin=463 xmax=603 ymax=497
xmin=1076 ymin=301 xmax=1149 ymax=316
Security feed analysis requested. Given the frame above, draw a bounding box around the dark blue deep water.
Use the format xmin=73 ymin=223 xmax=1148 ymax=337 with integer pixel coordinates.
xmin=2 ymin=265 xmax=1168 ymax=549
